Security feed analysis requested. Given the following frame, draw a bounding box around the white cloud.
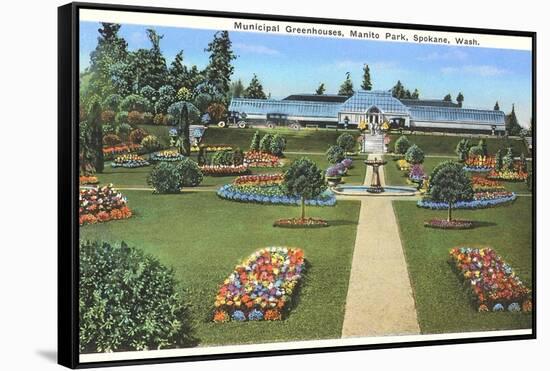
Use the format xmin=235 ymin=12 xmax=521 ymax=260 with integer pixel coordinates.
xmin=233 ymin=43 xmax=280 ymax=56
xmin=441 ymin=64 xmax=509 ymax=77
xmin=418 ymin=49 xmax=468 ymax=61
xmin=321 ymin=60 xmax=403 ymax=74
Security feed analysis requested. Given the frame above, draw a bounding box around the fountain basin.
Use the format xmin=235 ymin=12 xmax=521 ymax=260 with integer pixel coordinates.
xmin=332 ymin=185 xmax=418 ymax=196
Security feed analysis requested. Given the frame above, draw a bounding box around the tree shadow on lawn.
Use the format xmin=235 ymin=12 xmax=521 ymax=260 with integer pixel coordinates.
xmin=326 ymin=219 xmax=358 ymax=227
xmin=471 ymin=221 xmax=498 ymax=229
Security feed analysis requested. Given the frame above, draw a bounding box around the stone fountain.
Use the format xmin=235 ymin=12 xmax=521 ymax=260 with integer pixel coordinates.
xmin=363 ymin=157 xmax=387 ymax=193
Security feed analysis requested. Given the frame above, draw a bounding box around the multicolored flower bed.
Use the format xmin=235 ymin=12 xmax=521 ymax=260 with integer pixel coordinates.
xmin=408 ymin=164 xmax=425 ymax=182
xmin=471 ymin=175 xmax=506 ymax=192
xmin=449 ymin=247 xmax=531 ymax=312
xmin=111 ymin=154 xmax=150 ymax=168
xmin=79 ymin=175 xmax=99 ymax=185
xmin=217 ymin=182 xmax=336 ymax=206
xmin=213 ymin=247 xmax=305 ymax=322
xmin=487 ymin=169 xmax=529 ymax=182
xmin=150 ymin=150 xmax=185 ymax=162
xmin=244 ymin=151 xmax=282 ymax=167
xmin=79 ymin=185 xmax=132 ymax=225
xmin=103 ymin=143 xmax=142 ymax=158
xmin=418 ymin=191 xmax=516 ymax=209
xmin=200 ymin=164 xmax=250 ymax=176
xmin=464 ymin=155 xmax=495 ymax=172
xmin=201 ymin=144 xmax=234 ymax=152
xmin=273 ymin=218 xmax=329 ymax=228
xmin=233 ymin=174 xmax=284 ymax=185
xmin=424 ymin=219 xmax=474 ymax=230
xmin=396 ymin=159 xmax=410 ymax=172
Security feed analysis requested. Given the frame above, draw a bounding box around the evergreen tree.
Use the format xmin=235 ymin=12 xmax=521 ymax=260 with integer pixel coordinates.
xmin=144 ymin=29 xmax=169 ymax=90
xmin=495 ymin=149 xmax=503 ymax=172
xmin=455 ymin=139 xmax=471 ymax=162
xmin=391 ymin=80 xmax=405 ymax=99
xmin=259 ymin=134 xmax=273 ymax=153
xmin=478 ymin=139 xmax=488 ymax=157
xmin=361 ymin=64 xmax=372 ymax=90
xmin=204 ymin=31 xmax=236 ymax=97
xmin=169 ymin=51 xmax=188 ymax=90
xmin=88 ymin=98 xmax=104 ymax=173
xmin=338 ymin=72 xmax=354 ymax=96
xmin=229 ymin=79 xmax=245 ymax=98
xmin=243 ymin=74 xmax=267 ymax=99
xmin=456 ymin=92 xmax=464 ymax=107
xmin=505 ymin=104 xmax=522 ymax=136
xmin=315 ymin=83 xmax=326 ymax=95
xmin=494 ymin=101 xmax=500 ymax=111
xmin=168 ymin=101 xmax=201 ymax=156
xmin=443 ymin=93 xmax=452 ymax=102
xmin=411 ymin=88 xmax=420 ymax=99
xmin=249 ymin=131 xmax=260 ymax=151
xmin=502 ymin=147 xmax=514 ymax=171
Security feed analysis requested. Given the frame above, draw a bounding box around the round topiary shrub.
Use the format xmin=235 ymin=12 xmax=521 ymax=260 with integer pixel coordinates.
xmin=79 ymin=240 xmax=195 ymax=353
xmin=141 ymin=135 xmax=161 ymax=152
xmin=177 ymin=158 xmax=203 ymax=187
xmin=103 ymin=134 xmax=121 ymax=147
xmin=117 ymin=123 xmax=132 ymax=138
xmin=336 ymin=133 xmax=356 ymax=153
xmin=129 ymin=128 xmax=148 ymax=144
xmin=394 ymin=135 xmax=411 ymax=154
xmin=270 ymin=134 xmax=286 ymax=156
xmin=211 ymin=150 xmax=233 ymax=166
xmin=405 ymin=144 xmax=425 ymax=164
xmin=147 ymin=162 xmax=183 ymax=193
xmin=115 ymin=111 xmax=128 ymax=125
xmin=128 ymin=110 xmax=144 ymax=126
xmin=326 ymin=145 xmax=345 ymax=164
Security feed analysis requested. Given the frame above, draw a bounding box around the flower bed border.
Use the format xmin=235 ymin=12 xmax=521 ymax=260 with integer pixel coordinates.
xmin=418 ymin=192 xmax=516 ymax=210
xmin=200 ymin=165 xmax=250 ymax=176
xmin=424 ymin=219 xmax=474 ymax=230
xmin=273 ymin=218 xmax=329 ymax=228
xmin=217 ymin=184 xmax=336 ymax=206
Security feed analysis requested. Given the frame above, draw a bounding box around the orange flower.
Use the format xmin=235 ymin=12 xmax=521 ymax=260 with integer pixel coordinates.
xmin=213 ymin=310 xmax=229 ymax=323
xmin=264 ymin=309 xmax=282 ymax=321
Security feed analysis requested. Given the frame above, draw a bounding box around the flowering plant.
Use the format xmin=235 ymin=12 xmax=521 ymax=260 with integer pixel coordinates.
xmin=325 ymin=166 xmax=341 ymax=178
xmin=487 ymin=169 xmax=528 ymax=182
xmin=200 ymin=165 xmax=250 ymax=176
xmin=79 ymin=176 xmax=99 ymax=185
xmin=213 ymin=247 xmax=305 ymax=322
xmin=464 ymin=155 xmax=495 ymax=172
xmin=274 ymin=217 xmax=329 ymax=228
xmin=341 ymin=158 xmax=353 ymax=169
xmin=471 ymin=175 xmax=506 ymax=192
xmin=418 ymin=191 xmax=516 ymax=209
xmin=79 ymin=184 xmax=132 ymax=225
xmin=449 ymin=247 xmax=531 ymax=312
xmin=408 ymin=164 xmax=425 ymax=182
xmin=103 ymin=143 xmax=143 ymax=159
xmin=424 ymin=219 xmax=474 ymax=230
xmin=244 ymin=151 xmax=282 ymax=167
xmin=217 ymin=183 xmax=336 ymax=206
xmin=233 ymin=174 xmax=284 ymax=186
xmin=200 ymin=144 xmax=234 ymax=152
xmin=151 ymin=150 xmax=185 ymax=162
xmin=111 ymin=154 xmax=150 ymax=168
xmin=396 ymin=159 xmax=410 ymax=172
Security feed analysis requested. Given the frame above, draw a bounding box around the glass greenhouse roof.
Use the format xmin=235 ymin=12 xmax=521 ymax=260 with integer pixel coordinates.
xmin=409 ymin=106 xmax=505 ymax=124
xmin=339 ymin=90 xmax=409 ymax=114
xmin=229 ymin=98 xmax=342 ymax=118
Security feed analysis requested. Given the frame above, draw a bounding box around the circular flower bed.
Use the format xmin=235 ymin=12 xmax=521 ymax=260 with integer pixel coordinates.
xmin=111 ymin=154 xmax=150 ymax=168
xmin=274 ymin=217 xmax=329 ymax=228
xmin=244 ymin=151 xmax=282 ymax=167
xmin=217 ymin=184 xmax=336 ymax=206
xmin=449 ymin=247 xmax=531 ymax=312
xmin=463 ymin=155 xmax=495 ymax=172
xmin=200 ymin=164 xmax=249 ymax=176
xmin=79 ymin=185 xmax=132 ymax=225
xmin=233 ymin=173 xmax=284 ymax=185
xmin=424 ymin=219 xmax=474 ymax=230
xmin=213 ymin=247 xmax=305 ymax=322
xmin=418 ymin=191 xmax=516 ymax=210
xmin=151 ymin=150 xmax=185 ymax=162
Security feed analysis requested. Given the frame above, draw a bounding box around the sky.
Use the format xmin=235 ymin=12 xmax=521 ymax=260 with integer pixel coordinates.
xmin=80 ymin=21 xmax=533 ymax=127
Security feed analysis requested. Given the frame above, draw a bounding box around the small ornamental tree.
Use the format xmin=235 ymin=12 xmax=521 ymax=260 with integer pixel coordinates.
xmin=259 ymin=134 xmax=273 ymax=153
xmin=336 ymin=133 xmax=356 ymax=153
xmin=503 ymin=147 xmax=514 ymax=171
xmin=147 ymin=162 xmax=183 ymax=194
xmin=283 ymin=158 xmax=327 ymax=220
xmin=394 ymin=135 xmax=411 ymax=155
xmin=249 ymin=131 xmax=260 ymax=151
xmin=270 ymin=134 xmax=286 ymax=156
xmin=405 ymin=144 xmax=424 ymax=164
xmin=326 ymin=145 xmax=345 ymax=164
xmin=207 ymin=103 xmax=227 ymax=123
xmin=478 ymin=139 xmax=488 ymax=157
xmin=79 ymin=240 xmax=196 ymax=353
xmin=495 ymin=149 xmax=504 ymax=172
xmin=430 ymin=162 xmax=474 ymax=222
xmin=468 ymin=145 xmax=484 ymax=157
xmin=177 ymin=158 xmax=203 ymax=187
xmin=455 ymin=139 xmax=471 ymax=162
xmin=520 ymin=152 xmax=528 ymax=173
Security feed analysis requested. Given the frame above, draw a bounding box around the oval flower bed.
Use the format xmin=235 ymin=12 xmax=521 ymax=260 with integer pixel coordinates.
xmin=424 ymin=219 xmax=474 ymax=230
xmin=79 ymin=184 xmax=132 ymax=225
xmin=449 ymin=247 xmax=531 ymax=312
xmin=79 ymin=175 xmax=99 ymax=185
xmin=487 ymin=169 xmax=528 ymax=182
xmin=111 ymin=154 xmax=150 ymax=168
xmin=274 ymin=217 xmax=329 ymax=228
xmin=471 ymin=175 xmax=506 ymax=192
xmin=418 ymin=191 xmax=516 ymax=210
xmin=213 ymin=247 xmax=305 ymax=322
xmin=103 ymin=143 xmax=142 ymax=159
xmin=244 ymin=151 xmax=282 ymax=167
xmin=200 ymin=164 xmax=249 ymax=176
xmin=233 ymin=173 xmax=284 ymax=185
xmin=151 ymin=150 xmax=185 ymax=162
xmin=217 ymin=183 xmax=336 ymax=206
xmin=464 ymin=155 xmax=495 ymax=172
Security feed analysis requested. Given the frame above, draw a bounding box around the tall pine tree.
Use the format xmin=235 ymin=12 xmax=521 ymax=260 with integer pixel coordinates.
xmin=456 ymin=92 xmax=464 ymax=107
xmin=204 ymin=31 xmax=236 ymax=98
xmin=494 ymin=101 xmax=500 ymax=110
xmin=243 ymin=74 xmax=267 ymax=99
xmin=315 ymin=83 xmax=326 ymax=95
xmin=169 ymin=51 xmax=188 ymax=90
xmin=338 ymin=72 xmax=354 ymax=96
xmin=505 ymin=104 xmax=522 ymax=136
xmin=361 ymin=64 xmax=372 ymax=90
xmin=443 ymin=93 xmax=452 ymax=102
xmin=229 ymin=79 xmax=245 ymax=98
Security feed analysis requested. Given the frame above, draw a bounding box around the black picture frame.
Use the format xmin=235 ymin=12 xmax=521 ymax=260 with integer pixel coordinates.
xmin=58 ymin=2 xmax=536 ymax=368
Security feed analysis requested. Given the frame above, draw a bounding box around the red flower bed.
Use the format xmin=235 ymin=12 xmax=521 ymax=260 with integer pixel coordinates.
xmin=273 ymin=217 xmax=329 ymax=228
xmin=487 ymin=169 xmax=528 ymax=181
xmin=449 ymin=247 xmax=531 ymax=312
xmin=244 ymin=151 xmax=282 ymax=167
xmin=464 ymin=155 xmax=495 ymax=170
xmin=424 ymin=219 xmax=474 ymax=230
xmin=79 ymin=175 xmax=99 ymax=185
xmin=200 ymin=165 xmax=250 ymax=176
xmin=79 ymin=185 xmax=132 ymax=225
xmin=471 ymin=175 xmax=505 ymax=192
xmin=103 ymin=143 xmax=143 ymax=158
xmin=233 ymin=174 xmax=284 ymax=185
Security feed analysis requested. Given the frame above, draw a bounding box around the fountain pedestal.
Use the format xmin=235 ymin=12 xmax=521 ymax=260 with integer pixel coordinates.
xmin=364 ymin=158 xmax=387 ymax=193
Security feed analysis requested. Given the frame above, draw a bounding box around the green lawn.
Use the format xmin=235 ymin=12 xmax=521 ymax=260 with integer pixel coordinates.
xmin=387 ymin=133 xmax=528 ymax=156
xmin=81 ymin=190 xmax=361 ymax=346
xmin=393 ymin=198 xmax=533 ymax=334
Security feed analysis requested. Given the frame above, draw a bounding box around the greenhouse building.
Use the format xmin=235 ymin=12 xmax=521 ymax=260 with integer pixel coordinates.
xmin=228 ymin=90 xmax=506 ymax=134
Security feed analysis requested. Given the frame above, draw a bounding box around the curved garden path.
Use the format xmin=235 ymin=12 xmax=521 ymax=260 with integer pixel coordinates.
xmin=341 ymin=154 xmax=420 ymax=337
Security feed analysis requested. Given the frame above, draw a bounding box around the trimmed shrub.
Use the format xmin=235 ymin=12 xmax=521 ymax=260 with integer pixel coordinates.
xmin=177 ymin=158 xmax=203 ymax=187
xmin=394 ymin=135 xmax=411 ymax=155
xmin=232 ymin=148 xmax=244 ymax=166
xmin=142 ymin=112 xmax=154 ymax=125
xmin=102 ymin=94 xmax=122 ymax=111
xmin=270 ymin=134 xmax=286 ymax=156
xmin=147 ymin=162 xmax=183 ymax=193
xmin=336 ymin=133 xmax=356 ymax=153
xmin=259 ymin=134 xmax=273 ymax=153
xmin=405 ymin=144 xmax=425 ymax=164
xmin=326 ymin=145 xmax=345 ymax=164
xmin=79 ymin=240 xmax=195 ymax=353
xmin=103 ymin=134 xmax=121 ymax=147
xmin=153 ymin=113 xmax=164 ymax=126
xmin=469 ymin=145 xmax=484 ymax=157
xmin=141 ymin=135 xmax=161 ymax=152
xmin=101 ymin=110 xmax=116 ymax=124
xmin=115 ymin=111 xmax=128 ymax=125
xmin=249 ymin=131 xmax=260 ymax=151
xmin=129 ymin=128 xmax=147 ymax=144
xmin=211 ymin=150 xmax=233 ymax=166
xmin=128 ymin=110 xmax=144 ymax=126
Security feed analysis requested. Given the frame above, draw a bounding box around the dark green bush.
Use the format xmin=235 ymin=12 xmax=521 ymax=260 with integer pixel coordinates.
xmin=259 ymin=134 xmax=273 ymax=153
xmin=269 ymin=134 xmax=286 ymax=156
xmin=79 ymin=241 xmax=195 ymax=353
xmin=326 ymin=145 xmax=345 ymax=164
xmin=394 ymin=135 xmax=411 ymax=154
xmin=232 ymin=148 xmax=244 ymax=166
xmin=405 ymin=144 xmax=425 ymax=164
xmin=336 ymin=133 xmax=356 ymax=153
xmin=177 ymin=158 xmax=203 ymax=187
xmin=148 ymin=162 xmax=183 ymax=193
xmin=211 ymin=150 xmax=233 ymax=166
xmin=468 ymin=145 xmax=484 ymax=157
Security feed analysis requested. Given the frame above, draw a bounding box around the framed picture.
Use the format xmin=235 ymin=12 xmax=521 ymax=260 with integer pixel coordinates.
xmin=58 ymin=2 xmax=536 ymax=368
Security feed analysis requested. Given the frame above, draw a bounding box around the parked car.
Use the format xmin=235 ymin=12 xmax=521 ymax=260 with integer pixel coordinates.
xmin=217 ymin=111 xmax=248 ymax=128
